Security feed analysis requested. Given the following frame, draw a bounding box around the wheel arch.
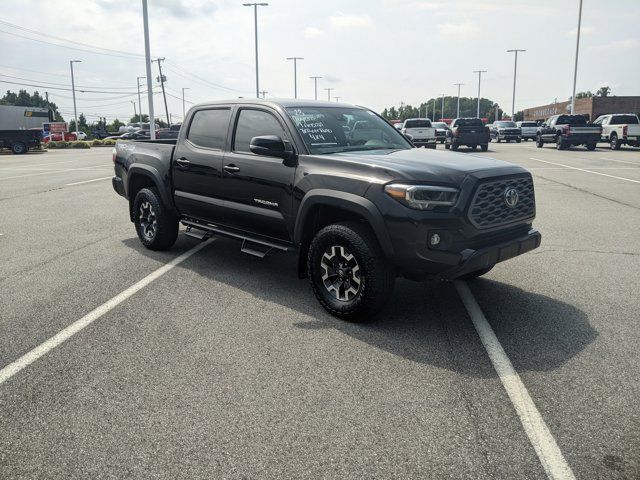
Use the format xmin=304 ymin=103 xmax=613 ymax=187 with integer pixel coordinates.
xmin=126 ymin=165 xmax=173 ymax=222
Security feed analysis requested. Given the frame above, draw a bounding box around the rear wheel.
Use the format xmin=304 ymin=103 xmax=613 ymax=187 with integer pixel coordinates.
xmin=536 ymin=134 xmax=544 ymax=148
xmin=516 ymin=138 xmax=521 ymax=143
xmin=480 ymin=144 xmax=488 ymax=152
xmin=451 ymin=143 xmax=459 ymax=151
xmin=496 ymin=137 xmax=501 ymax=143
xmin=445 ymin=143 xmax=451 ymax=150
xmin=308 ymin=221 xmax=395 ymax=321
xmin=133 ymin=188 xmax=179 ymax=250
xmin=610 ymin=133 xmax=621 ymax=150
xmin=11 ymin=142 xmax=27 ymax=154
xmin=586 ymin=143 xmax=597 ymax=151
xmin=556 ymin=135 xmax=566 ymax=150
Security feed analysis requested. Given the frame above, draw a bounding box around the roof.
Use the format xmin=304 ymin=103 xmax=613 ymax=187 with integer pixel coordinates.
xmin=191 ymin=98 xmax=359 ymax=109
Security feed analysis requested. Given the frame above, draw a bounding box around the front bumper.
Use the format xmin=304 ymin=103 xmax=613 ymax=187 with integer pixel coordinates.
xmin=412 ymin=138 xmax=437 ymax=148
xmin=438 ymin=228 xmax=541 ymax=280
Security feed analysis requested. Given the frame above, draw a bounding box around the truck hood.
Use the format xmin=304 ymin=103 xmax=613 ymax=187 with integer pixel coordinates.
xmin=323 ymin=148 xmax=524 ymax=183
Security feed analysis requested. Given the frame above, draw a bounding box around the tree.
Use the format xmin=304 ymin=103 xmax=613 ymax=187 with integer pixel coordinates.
xmin=573 ymin=91 xmax=593 ymax=100
xmin=0 ymin=89 xmax=63 ymax=121
xmin=596 ymin=86 xmax=611 ymax=97
xmin=130 ymin=114 xmax=150 ymax=124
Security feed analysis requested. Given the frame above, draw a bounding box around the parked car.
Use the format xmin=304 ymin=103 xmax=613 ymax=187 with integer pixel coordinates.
xmin=393 ymin=122 xmax=403 ymax=131
xmin=516 ymin=121 xmax=538 ymax=141
xmin=490 ymin=121 xmax=521 ymax=143
xmin=401 ymin=118 xmax=436 ymax=148
xmin=593 ymin=113 xmax=640 ymax=150
xmin=0 ymin=129 xmax=41 ymax=154
xmin=112 ymin=99 xmax=540 ymax=320
xmin=72 ymin=131 xmax=87 ymax=141
xmin=431 ymin=122 xmax=450 ymax=143
xmin=445 ymin=118 xmax=490 ymax=151
xmin=536 ymin=114 xmax=601 ymax=150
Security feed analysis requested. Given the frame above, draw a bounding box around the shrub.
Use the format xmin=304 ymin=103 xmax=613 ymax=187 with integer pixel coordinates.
xmin=92 ymin=139 xmax=104 ymax=146
xmin=57 ymin=141 xmax=69 ymax=148
xmin=102 ymin=139 xmax=116 ymax=146
xmin=70 ymin=141 xmax=90 ymax=149
xmin=48 ymin=141 xmax=59 ymax=148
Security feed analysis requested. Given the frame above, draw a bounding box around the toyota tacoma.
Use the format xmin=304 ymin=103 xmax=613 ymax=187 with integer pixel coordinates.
xmin=113 ymin=100 xmax=540 ymax=320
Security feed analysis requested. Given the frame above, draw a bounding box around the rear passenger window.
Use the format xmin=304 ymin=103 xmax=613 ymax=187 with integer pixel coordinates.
xmin=233 ymin=109 xmax=286 ymax=153
xmin=187 ymin=109 xmax=230 ymax=149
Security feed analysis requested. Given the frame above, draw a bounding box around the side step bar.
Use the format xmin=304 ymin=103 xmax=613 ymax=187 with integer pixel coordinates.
xmin=181 ymin=219 xmax=292 ymax=256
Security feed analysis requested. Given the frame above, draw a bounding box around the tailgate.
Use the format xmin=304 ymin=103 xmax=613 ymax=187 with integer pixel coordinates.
xmin=626 ymin=125 xmax=640 ymax=136
xmin=406 ymin=127 xmax=435 ymax=139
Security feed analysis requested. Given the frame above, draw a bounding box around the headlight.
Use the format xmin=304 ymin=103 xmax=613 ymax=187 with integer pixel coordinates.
xmin=384 ymin=184 xmax=459 ymax=210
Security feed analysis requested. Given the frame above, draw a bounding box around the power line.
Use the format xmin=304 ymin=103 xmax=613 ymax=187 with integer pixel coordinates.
xmin=0 ymin=20 xmax=143 ymax=58
xmin=0 ymin=79 xmax=139 ymax=94
xmin=0 ymin=73 xmax=138 ymax=90
xmin=164 ymin=62 xmax=247 ymax=93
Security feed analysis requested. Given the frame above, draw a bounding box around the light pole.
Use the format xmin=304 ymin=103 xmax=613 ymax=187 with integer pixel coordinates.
xmin=454 ymin=83 xmax=464 ymax=118
xmin=432 ymin=98 xmax=436 ymax=121
xmin=136 ymin=76 xmax=145 ymax=124
xmin=243 ymin=3 xmax=268 ymax=98
xmin=181 ymin=87 xmax=190 ymax=120
xmin=473 ymin=70 xmax=486 ymax=118
xmin=324 ymin=87 xmax=334 ymax=101
xmin=309 ymin=76 xmax=322 ymax=100
xmin=69 ymin=60 xmax=81 ymax=134
xmin=507 ymin=49 xmax=526 ymax=120
xmin=571 ymin=0 xmax=583 ymax=114
xmin=131 ymin=100 xmax=137 ymax=122
xmin=440 ymin=93 xmax=446 ymax=121
xmin=142 ymin=0 xmax=155 ymax=139
xmin=286 ymin=57 xmax=303 ymax=98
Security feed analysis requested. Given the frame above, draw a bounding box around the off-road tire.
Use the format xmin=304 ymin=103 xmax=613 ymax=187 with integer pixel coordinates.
xmin=308 ymin=221 xmax=395 ymax=321
xmin=133 ymin=187 xmax=179 ymax=250
xmin=457 ymin=266 xmax=494 ymax=280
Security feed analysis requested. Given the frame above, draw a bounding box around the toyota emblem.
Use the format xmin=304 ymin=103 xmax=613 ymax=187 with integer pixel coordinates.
xmin=504 ymin=187 xmax=519 ymax=207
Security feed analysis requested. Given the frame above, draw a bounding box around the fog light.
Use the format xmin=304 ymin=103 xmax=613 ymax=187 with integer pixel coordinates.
xmin=430 ymin=233 xmax=441 ymax=246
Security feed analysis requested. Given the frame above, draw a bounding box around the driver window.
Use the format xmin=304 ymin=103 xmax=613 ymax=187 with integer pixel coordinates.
xmin=233 ymin=109 xmax=286 ymax=154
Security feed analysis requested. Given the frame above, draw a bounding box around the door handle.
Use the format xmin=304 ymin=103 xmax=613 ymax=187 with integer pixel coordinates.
xmin=223 ymin=164 xmax=240 ymax=173
xmin=176 ymin=157 xmax=190 ymax=167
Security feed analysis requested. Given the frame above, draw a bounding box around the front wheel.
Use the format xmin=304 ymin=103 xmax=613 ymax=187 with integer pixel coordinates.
xmin=536 ymin=135 xmax=544 ymax=148
xmin=11 ymin=142 xmax=27 ymax=154
xmin=308 ymin=222 xmax=395 ymax=321
xmin=610 ymin=133 xmax=621 ymax=150
xmin=133 ymin=188 xmax=179 ymax=250
xmin=586 ymin=143 xmax=597 ymax=151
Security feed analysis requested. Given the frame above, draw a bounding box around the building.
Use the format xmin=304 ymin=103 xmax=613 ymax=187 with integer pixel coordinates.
xmin=523 ymin=96 xmax=640 ymax=122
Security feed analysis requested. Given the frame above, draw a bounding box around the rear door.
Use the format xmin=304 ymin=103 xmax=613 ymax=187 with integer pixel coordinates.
xmin=172 ymin=107 xmax=232 ymax=223
xmin=220 ymin=106 xmax=296 ymax=242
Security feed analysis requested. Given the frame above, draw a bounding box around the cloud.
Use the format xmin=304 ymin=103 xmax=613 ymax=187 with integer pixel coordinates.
xmin=566 ymin=26 xmax=594 ymax=37
xmin=436 ymin=21 xmax=479 ymax=40
xmin=303 ymin=26 xmax=324 ymax=38
xmin=329 ymin=13 xmax=372 ymax=28
xmin=589 ymin=38 xmax=639 ymax=52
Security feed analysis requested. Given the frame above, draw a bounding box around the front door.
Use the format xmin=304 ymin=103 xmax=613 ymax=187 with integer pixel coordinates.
xmin=221 ymin=107 xmax=296 ymax=242
xmin=172 ymin=107 xmax=232 ymax=224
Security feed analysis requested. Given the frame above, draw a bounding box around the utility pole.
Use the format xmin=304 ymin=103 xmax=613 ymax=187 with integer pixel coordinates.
xmin=131 ymin=101 xmax=137 ymax=122
xmin=259 ymin=90 xmax=268 ymax=98
xmin=440 ymin=94 xmax=446 ymax=121
xmin=571 ymin=0 xmax=583 ymax=114
xmin=153 ymin=57 xmax=170 ymax=125
xmin=243 ymin=3 xmax=268 ymax=98
xmin=286 ymin=57 xmax=303 ymax=98
xmin=507 ymin=49 xmax=526 ymax=120
xmin=142 ymin=0 xmax=155 ymax=139
xmin=181 ymin=87 xmax=190 ymax=120
xmin=473 ymin=70 xmax=487 ymax=118
xmin=69 ymin=60 xmax=81 ymax=134
xmin=324 ymin=87 xmax=334 ymax=101
xmin=309 ymin=76 xmax=322 ymax=100
xmin=136 ymin=76 xmax=145 ymax=124
xmin=453 ymin=83 xmax=464 ymax=118
xmin=432 ymin=98 xmax=436 ymax=121
xmin=334 ymin=97 xmax=341 ymax=103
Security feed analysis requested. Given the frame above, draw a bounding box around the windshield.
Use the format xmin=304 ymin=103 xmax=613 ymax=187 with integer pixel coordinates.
xmin=454 ymin=118 xmax=483 ymax=127
xmin=432 ymin=122 xmax=448 ymax=129
xmin=496 ymin=121 xmax=517 ymax=128
xmin=404 ymin=119 xmax=432 ymax=128
xmin=611 ymin=115 xmax=639 ymax=125
xmin=520 ymin=122 xmax=537 ymax=127
xmin=557 ymin=115 xmax=587 ymax=125
xmin=287 ymin=107 xmax=412 ymax=154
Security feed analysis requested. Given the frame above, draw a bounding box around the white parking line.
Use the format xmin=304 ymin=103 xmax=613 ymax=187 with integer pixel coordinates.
xmin=454 ymin=281 xmax=576 ymax=480
xmin=0 ymin=165 xmax=111 ymax=181
xmin=0 ymin=239 xmax=214 ymax=386
xmin=598 ymin=157 xmax=639 ymax=165
xmin=530 ymin=157 xmax=640 ymax=184
xmin=65 ymin=176 xmax=112 ymax=186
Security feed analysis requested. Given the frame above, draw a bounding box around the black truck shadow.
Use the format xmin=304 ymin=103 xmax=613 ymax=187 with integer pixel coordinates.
xmin=123 ymin=235 xmax=596 ymax=378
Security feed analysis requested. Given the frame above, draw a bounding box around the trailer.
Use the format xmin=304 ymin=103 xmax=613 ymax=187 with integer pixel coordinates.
xmin=0 ymin=130 xmax=42 ymax=154
xmin=0 ymin=105 xmax=51 ymax=130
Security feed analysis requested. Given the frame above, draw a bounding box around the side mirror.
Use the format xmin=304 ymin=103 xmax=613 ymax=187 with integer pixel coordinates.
xmin=250 ymin=135 xmax=296 ymax=165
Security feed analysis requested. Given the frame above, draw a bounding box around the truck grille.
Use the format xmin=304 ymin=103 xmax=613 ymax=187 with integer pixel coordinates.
xmin=468 ymin=176 xmax=535 ymax=229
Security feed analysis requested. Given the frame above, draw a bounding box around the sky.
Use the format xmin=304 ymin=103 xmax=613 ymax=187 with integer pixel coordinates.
xmin=1 ymin=0 xmax=638 ymax=123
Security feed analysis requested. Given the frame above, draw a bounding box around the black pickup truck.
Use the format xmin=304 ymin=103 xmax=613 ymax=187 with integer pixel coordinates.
xmin=0 ymin=130 xmax=41 ymax=154
xmin=535 ymin=114 xmax=601 ymax=150
xmin=113 ymin=100 xmax=540 ymax=320
xmin=444 ymin=118 xmax=490 ymax=152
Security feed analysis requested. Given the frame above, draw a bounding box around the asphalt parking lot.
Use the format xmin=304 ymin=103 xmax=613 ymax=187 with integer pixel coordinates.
xmin=1 ymin=143 xmax=639 ymax=479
